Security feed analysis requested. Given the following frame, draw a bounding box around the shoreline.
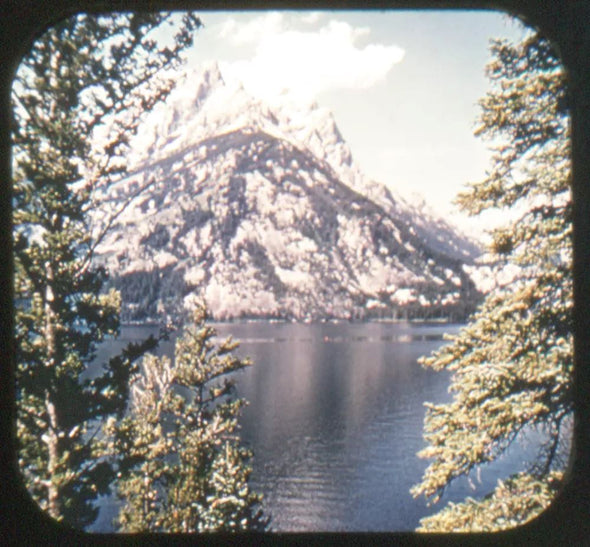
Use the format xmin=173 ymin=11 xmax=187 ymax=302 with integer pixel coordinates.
xmin=121 ymin=316 xmax=463 ymax=328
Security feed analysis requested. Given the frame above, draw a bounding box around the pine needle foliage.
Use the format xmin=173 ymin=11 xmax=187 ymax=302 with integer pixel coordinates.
xmin=417 ymin=471 xmax=564 ymax=532
xmin=12 ymin=12 xmax=201 ymax=529
xmin=411 ymin=28 xmax=572 ymax=531
xmin=110 ymin=306 xmax=268 ymax=532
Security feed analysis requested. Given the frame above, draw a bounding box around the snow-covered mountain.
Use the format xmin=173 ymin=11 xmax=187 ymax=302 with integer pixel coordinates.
xmin=92 ymin=63 xmax=482 ymax=323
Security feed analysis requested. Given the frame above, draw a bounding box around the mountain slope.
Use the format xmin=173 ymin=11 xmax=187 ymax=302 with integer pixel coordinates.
xmin=92 ymin=64 xmax=482 ymax=322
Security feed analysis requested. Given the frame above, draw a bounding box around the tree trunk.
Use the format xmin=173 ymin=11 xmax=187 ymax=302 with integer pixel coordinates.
xmin=45 ymin=392 xmax=61 ymax=520
xmin=44 ymin=262 xmax=62 ymax=519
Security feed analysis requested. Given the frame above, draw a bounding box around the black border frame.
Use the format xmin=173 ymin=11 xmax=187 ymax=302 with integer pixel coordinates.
xmin=1 ymin=1 xmax=589 ymax=545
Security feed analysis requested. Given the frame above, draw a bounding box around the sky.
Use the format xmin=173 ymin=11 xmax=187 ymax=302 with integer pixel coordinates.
xmin=176 ymin=10 xmax=528 ymax=236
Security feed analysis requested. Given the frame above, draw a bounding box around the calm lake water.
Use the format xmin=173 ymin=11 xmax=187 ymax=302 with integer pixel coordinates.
xmin=89 ymin=321 xmax=544 ymax=533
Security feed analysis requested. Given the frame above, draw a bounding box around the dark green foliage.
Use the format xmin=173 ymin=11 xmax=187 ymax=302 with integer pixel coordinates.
xmin=113 ymin=266 xmax=190 ymax=323
xmin=13 ymin=12 xmax=201 ymax=528
xmin=110 ymin=306 xmax=269 ymax=532
xmin=411 ymin=29 xmax=572 ymax=531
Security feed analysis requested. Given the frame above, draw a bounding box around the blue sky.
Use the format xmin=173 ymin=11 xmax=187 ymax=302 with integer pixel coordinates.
xmin=178 ymin=10 xmax=528 ymax=234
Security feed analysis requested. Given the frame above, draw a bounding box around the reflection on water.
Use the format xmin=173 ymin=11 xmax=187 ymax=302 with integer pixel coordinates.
xmin=219 ymin=322 xmax=456 ymax=531
xmin=90 ymin=321 xmax=549 ymax=532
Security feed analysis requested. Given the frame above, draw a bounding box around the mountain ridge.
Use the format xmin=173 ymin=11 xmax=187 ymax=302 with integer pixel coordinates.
xmin=92 ymin=63 xmax=483 ymax=323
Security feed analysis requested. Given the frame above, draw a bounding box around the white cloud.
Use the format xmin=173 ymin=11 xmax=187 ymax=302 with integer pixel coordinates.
xmin=218 ymin=12 xmax=284 ymax=45
xmin=219 ymin=13 xmax=405 ymax=103
xmin=301 ymin=11 xmax=322 ymax=25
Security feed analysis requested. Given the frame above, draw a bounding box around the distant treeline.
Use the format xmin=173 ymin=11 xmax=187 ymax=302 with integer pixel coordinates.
xmin=111 ymin=268 xmax=482 ymax=324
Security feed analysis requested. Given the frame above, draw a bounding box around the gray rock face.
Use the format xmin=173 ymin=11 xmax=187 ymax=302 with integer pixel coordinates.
xmin=93 ymin=64 xmax=482 ymax=322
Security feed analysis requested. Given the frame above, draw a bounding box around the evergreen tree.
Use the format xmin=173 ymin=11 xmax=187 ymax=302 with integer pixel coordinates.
xmin=12 ymin=12 xmax=201 ymax=528
xmin=110 ymin=306 xmax=268 ymax=532
xmin=411 ymin=29 xmax=572 ymax=531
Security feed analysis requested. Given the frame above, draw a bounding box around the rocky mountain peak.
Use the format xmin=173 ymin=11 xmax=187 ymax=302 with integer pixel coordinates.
xmin=93 ymin=63 xmax=482 ymax=323
xmin=183 ymin=61 xmax=226 ymax=110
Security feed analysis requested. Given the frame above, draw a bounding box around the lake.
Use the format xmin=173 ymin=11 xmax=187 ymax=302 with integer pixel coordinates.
xmin=89 ymin=321 xmax=544 ymax=532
